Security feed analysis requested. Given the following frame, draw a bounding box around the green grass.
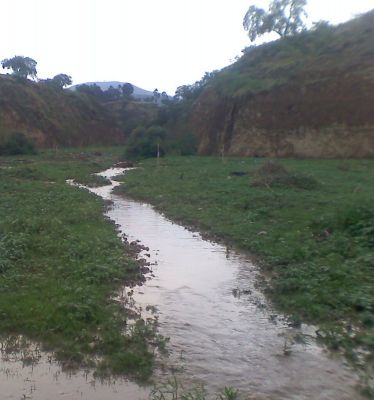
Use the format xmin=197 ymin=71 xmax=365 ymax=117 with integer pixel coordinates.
xmin=117 ymin=156 xmax=374 ymax=372
xmin=0 ymin=147 xmax=160 ymax=380
xmin=211 ymin=12 xmax=374 ymax=97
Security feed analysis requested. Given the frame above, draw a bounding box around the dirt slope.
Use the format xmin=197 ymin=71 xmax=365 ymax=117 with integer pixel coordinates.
xmin=0 ymin=75 xmax=124 ymax=147
xmin=191 ymin=10 xmax=374 ymax=158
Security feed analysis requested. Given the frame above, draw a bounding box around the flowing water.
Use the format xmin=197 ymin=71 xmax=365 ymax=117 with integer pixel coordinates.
xmin=0 ymin=167 xmax=363 ymax=399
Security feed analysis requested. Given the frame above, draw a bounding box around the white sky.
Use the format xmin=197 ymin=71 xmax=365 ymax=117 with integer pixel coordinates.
xmin=0 ymin=0 xmax=373 ymax=94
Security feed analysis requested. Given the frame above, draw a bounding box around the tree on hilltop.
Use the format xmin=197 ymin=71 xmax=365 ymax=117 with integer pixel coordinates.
xmin=1 ymin=56 xmax=38 ymax=80
xmin=41 ymin=73 xmax=73 ymax=89
xmin=153 ymin=88 xmax=161 ymax=104
xmin=51 ymin=74 xmax=72 ymax=88
xmin=122 ymin=83 xmax=134 ymax=98
xmin=243 ymin=0 xmax=308 ymax=42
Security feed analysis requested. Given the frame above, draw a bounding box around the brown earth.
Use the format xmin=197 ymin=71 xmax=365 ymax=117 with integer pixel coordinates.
xmin=191 ymin=11 xmax=374 ymax=158
xmin=0 ymin=75 xmax=124 ymax=147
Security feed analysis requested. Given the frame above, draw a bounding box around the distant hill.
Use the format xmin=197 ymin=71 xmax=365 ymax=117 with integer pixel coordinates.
xmin=69 ymin=81 xmax=154 ymax=100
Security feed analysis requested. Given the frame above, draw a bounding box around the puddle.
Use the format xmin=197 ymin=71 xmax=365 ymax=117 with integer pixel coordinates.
xmin=0 ymin=349 xmax=148 ymax=400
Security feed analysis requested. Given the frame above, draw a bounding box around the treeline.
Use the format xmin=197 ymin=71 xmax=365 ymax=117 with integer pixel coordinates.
xmin=75 ymin=83 xmax=134 ymax=103
xmin=121 ymin=70 xmax=221 ymax=160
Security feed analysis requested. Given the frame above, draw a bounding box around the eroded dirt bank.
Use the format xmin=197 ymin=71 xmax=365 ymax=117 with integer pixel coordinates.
xmin=192 ymin=75 xmax=374 ymax=158
xmin=189 ymin=11 xmax=374 ymax=158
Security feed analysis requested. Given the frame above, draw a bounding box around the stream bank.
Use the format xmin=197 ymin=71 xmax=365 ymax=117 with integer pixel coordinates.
xmin=90 ymin=167 xmax=364 ymax=399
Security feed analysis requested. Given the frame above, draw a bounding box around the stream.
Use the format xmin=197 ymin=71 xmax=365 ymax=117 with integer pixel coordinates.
xmin=0 ymin=167 xmax=363 ymax=399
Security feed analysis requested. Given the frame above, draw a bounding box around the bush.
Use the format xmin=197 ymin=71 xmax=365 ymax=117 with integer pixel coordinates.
xmin=123 ymin=125 xmax=166 ymax=160
xmin=0 ymin=132 xmax=37 ymax=156
xmin=165 ymin=131 xmax=198 ymax=156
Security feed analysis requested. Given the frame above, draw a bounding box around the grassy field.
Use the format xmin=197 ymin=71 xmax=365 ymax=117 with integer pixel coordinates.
xmin=0 ymin=148 xmax=161 ymax=380
xmin=118 ymin=156 xmax=374 ymax=375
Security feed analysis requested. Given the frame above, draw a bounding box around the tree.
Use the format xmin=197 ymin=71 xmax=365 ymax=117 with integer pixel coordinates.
xmin=153 ymin=88 xmax=161 ymax=104
xmin=124 ymin=125 xmax=166 ymax=159
xmin=243 ymin=0 xmax=307 ymax=42
xmin=75 ymin=83 xmax=105 ymax=102
xmin=51 ymin=74 xmax=72 ymax=88
xmin=161 ymin=91 xmax=169 ymax=104
xmin=174 ymin=70 xmax=218 ymax=102
xmin=105 ymin=85 xmax=121 ymax=101
xmin=1 ymin=56 xmax=37 ymax=80
xmin=122 ymin=83 xmax=134 ymax=98
xmin=41 ymin=74 xmax=72 ymax=89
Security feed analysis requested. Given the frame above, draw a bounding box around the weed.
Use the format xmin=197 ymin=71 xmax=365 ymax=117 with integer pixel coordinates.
xmin=0 ymin=148 xmax=158 ymax=379
xmin=217 ymin=387 xmax=239 ymax=400
xmin=118 ymin=155 xmax=374 ymax=374
xmin=150 ymin=376 xmax=239 ymax=400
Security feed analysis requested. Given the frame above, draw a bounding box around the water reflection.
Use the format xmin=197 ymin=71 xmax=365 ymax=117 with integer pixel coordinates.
xmin=0 ymin=338 xmax=148 ymax=400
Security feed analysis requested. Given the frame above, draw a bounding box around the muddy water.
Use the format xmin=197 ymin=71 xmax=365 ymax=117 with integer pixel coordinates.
xmin=89 ymin=168 xmax=362 ymax=400
xmin=0 ymin=167 xmax=362 ymax=399
xmin=0 ymin=354 xmax=148 ymax=400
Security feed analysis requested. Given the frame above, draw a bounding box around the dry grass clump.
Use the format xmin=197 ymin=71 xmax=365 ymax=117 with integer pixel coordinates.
xmin=251 ymin=160 xmax=288 ymax=187
xmin=251 ymin=160 xmax=318 ymax=190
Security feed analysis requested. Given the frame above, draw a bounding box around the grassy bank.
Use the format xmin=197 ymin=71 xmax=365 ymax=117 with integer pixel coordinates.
xmin=0 ymin=148 xmax=160 ymax=380
xmin=117 ymin=156 xmax=374 ymax=372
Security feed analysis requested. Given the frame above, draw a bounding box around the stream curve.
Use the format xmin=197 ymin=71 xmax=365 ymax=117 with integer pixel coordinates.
xmin=89 ymin=168 xmax=363 ymax=400
xmin=0 ymin=167 xmax=363 ymax=400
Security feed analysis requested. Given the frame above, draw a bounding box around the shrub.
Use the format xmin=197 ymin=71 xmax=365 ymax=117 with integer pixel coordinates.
xmin=0 ymin=132 xmax=37 ymax=155
xmin=165 ymin=131 xmax=198 ymax=155
xmin=123 ymin=125 xmax=166 ymax=160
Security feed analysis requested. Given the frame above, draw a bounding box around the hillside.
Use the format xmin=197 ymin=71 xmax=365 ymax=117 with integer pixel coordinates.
xmin=0 ymin=75 xmax=124 ymax=147
xmin=190 ymin=10 xmax=374 ymax=158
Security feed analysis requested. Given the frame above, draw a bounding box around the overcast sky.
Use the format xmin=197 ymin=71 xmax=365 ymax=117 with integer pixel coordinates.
xmin=1 ymin=0 xmax=373 ymax=94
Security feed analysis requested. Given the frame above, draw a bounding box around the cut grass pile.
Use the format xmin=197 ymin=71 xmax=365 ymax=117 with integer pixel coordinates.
xmin=0 ymin=148 xmax=159 ymax=380
xmin=117 ymin=156 xmax=374 ymax=373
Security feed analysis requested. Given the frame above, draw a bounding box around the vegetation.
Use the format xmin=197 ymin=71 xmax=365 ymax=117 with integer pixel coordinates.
xmin=207 ymin=10 xmax=374 ymax=97
xmin=40 ymin=73 xmax=73 ymax=89
xmin=151 ymin=377 xmax=239 ymax=400
xmin=122 ymin=121 xmax=197 ymax=159
xmin=174 ymin=71 xmax=218 ymax=103
xmin=0 ymin=148 xmax=161 ymax=379
xmin=123 ymin=125 xmax=166 ymax=160
xmin=75 ymin=82 xmax=135 ymax=102
xmin=1 ymin=56 xmax=38 ymax=80
xmin=0 ymin=132 xmax=37 ymax=155
xmin=117 ymin=156 xmax=374 ymax=378
xmin=142 ymin=71 xmax=216 ymax=156
xmin=243 ymin=0 xmax=308 ymax=41
xmin=0 ymin=74 xmax=122 ymax=147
